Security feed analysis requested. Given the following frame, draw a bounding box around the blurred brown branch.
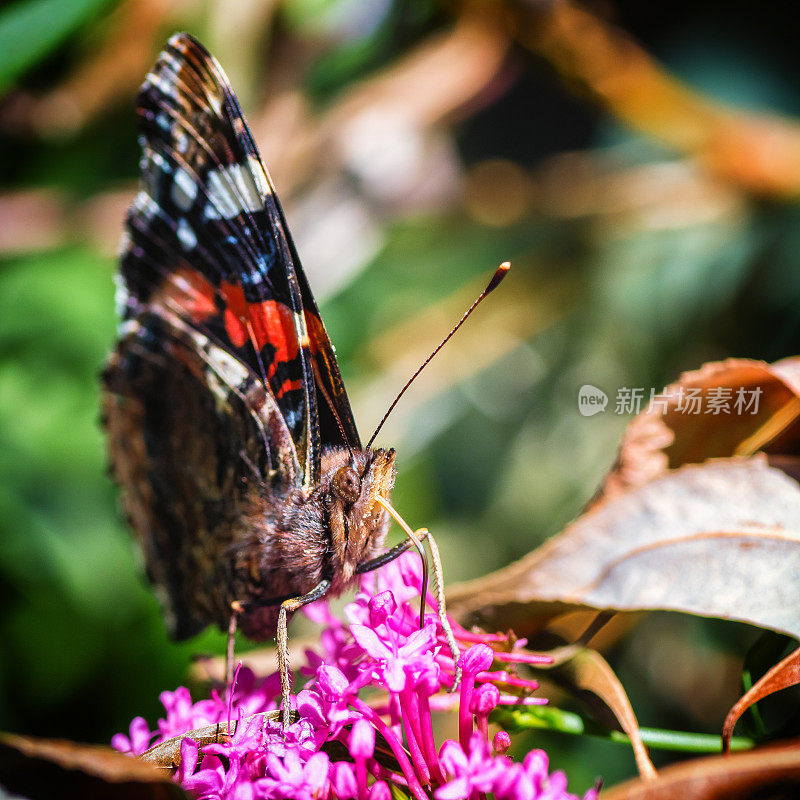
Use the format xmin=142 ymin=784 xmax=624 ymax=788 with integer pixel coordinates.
xmin=251 ymin=9 xmax=512 ymax=195
xmin=509 ymin=0 xmax=800 ymax=198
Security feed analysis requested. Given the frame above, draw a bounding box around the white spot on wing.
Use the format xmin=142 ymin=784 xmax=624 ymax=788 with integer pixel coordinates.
xmin=248 ymin=157 xmax=271 ymax=198
xmin=208 ymin=343 xmax=250 ymax=386
xmin=172 ymin=168 xmax=197 ymax=211
xmin=177 ymin=218 xmax=197 ymax=250
xmin=113 ymin=273 xmax=130 ymax=320
xmin=204 ymin=163 xmax=266 ymax=219
xmin=201 ymin=342 xmax=253 ymax=411
xmin=133 ymin=192 xmax=159 ymax=219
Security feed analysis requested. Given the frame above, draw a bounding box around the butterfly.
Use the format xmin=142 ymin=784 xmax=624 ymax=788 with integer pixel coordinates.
xmin=101 ymin=32 xmax=413 ymax=696
xmin=102 ymin=33 xmax=500 ymax=719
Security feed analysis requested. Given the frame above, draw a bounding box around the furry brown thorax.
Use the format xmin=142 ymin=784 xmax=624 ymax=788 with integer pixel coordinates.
xmin=235 ymin=447 xmax=396 ymax=640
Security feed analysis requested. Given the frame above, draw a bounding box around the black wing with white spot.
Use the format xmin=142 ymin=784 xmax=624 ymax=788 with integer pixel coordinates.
xmin=118 ymin=32 xmax=323 ymax=483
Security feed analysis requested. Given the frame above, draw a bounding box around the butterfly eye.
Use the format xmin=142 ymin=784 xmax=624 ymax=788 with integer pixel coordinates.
xmin=333 ymin=466 xmax=361 ymax=504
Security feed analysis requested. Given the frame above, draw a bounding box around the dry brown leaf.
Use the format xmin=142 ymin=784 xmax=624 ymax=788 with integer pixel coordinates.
xmin=601 ymin=739 xmax=800 ymax=800
xmin=596 ymin=358 xmax=800 ymax=507
xmin=140 ymin=711 xmax=403 ymax=775
xmin=0 ymin=733 xmax=187 ymax=798
xmin=447 ymin=457 xmax=800 ymax=637
xmin=543 ymin=645 xmax=656 ymax=779
xmin=722 ymin=646 xmax=800 ymax=754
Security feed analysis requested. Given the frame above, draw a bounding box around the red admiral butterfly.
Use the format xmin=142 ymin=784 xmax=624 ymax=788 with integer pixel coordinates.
xmin=102 ymin=33 xmax=506 ymax=721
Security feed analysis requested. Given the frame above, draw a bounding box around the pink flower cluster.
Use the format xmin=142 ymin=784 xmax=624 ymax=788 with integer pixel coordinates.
xmin=114 ymin=554 xmax=597 ymax=800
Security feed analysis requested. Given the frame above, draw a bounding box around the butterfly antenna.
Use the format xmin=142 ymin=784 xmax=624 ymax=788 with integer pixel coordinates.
xmin=365 ymin=262 xmax=510 ymax=451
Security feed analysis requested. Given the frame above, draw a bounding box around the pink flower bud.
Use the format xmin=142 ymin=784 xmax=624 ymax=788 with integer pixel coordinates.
xmin=458 ymin=644 xmax=494 ymax=676
xmin=368 ymin=591 xmax=397 ymax=627
xmin=493 ymin=730 xmax=511 ymax=754
xmin=369 ymin=781 xmax=391 ymax=800
xmin=350 ymin=718 xmax=376 ymax=760
xmin=317 ymin=664 xmax=349 ymax=699
xmin=470 ymin=683 xmax=500 ymax=715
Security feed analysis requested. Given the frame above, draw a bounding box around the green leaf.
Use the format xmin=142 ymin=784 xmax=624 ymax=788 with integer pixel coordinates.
xmin=0 ymin=0 xmax=119 ymax=94
xmin=389 ymin=782 xmax=412 ymax=800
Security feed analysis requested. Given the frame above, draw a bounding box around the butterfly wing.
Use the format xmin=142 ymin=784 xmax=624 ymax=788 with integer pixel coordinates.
xmin=118 ymin=32 xmax=339 ymax=484
xmin=103 ymin=309 xmax=298 ymax=637
xmin=103 ymin=33 xmax=362 ymax=637
xmin=285 ymin=229 xmax=362 ymax=450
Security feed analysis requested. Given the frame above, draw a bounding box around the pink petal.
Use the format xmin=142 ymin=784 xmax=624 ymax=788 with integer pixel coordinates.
xmin=541 ymin=769 xmax=569 ymax=800
xmin=385 ymin=661 xmax=407 ymax=693
xmin=350 ymin=624 xmax=393 ymax=660
xmin=174 ymin=737 xmax=199 ymax=784
xmin=439 ymin=739 xmax=469 ymax=775
xmin=266 ymin=752 xmax=290 ymax=781
xmin=399 ymin=623 xmax=436 ymax=658
xmin=109 ymin=733 xmax=131 ymax=754
xmin=523 ymin=748 xmax=549 ymax=788
xmin=435 ymin=777 xmax=471 ymax=800
xmin=331 ymin=761 xmax=358 ymax=799
xmin=368 ymin=781 xmax=391 ymax=800
xmin=303 ymin=752 xmax=330 ymax=789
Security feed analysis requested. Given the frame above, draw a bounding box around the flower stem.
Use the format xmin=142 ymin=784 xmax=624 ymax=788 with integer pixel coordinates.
xmin=416 ymin=690 xmax=445 ymax=784
xmin=492 ymin=706 xmax=756 ymax=753
xmin=349 ymin=697 xmax=429 ymax=800
xmin=399 ymin=689 xmax=430 ymax=785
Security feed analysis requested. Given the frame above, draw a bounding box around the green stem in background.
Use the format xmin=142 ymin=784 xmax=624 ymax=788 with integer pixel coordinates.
xmin=741 ymin=667 xmax=767 ymax=739
xmin=492 ymin=706 xmax=756 ymax=754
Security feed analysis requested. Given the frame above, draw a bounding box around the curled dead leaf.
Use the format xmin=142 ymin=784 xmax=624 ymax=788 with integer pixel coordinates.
xmin=0 ymin=733 xmax=187 ymax=799
xmin=540 ymin=645 xmax=656 ymax=779
xmin=596 ymin=357 xmax=800 ymax=507
xmin=722 ymin=646 xmax=800 ymax=754
xmin=601 ymin=739 xmax=800 ymax=800
xmin=140 ymin=711 xmax=285 ymax=770
xmin=140 ymin=711 xmax=403 ymax=775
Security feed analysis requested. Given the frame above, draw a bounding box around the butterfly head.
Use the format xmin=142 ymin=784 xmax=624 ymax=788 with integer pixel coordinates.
xmin=322 ymin=447 xmax=396 ymax=584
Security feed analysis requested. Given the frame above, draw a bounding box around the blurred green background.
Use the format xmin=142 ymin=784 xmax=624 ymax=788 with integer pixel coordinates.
xmin=2 ymin=0 xmax=800 ymax=792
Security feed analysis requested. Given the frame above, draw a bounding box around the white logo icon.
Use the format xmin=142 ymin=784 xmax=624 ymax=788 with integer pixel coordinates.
xmin=578 ymin=384 xmax=608 ymax=416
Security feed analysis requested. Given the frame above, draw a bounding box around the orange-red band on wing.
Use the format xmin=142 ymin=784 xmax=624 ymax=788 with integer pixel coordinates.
xmin=157 ymin=272 xmax=303 ymax=387
xmin=275 ymin=377 xmax=304 ymax=398
xmin=159 ymin=268 xmax=217 ymax=319
xmin=219 ymin=282 xmax=300 ymax=374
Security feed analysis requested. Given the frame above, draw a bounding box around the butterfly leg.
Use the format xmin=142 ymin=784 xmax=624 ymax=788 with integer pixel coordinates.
xmin=226 ymin=600 xmax=243 ymax=687
xmin=277 ymin=579 xmax=331 ymax=729
xmin=355 ymin=535 xmax=422 ymax=573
